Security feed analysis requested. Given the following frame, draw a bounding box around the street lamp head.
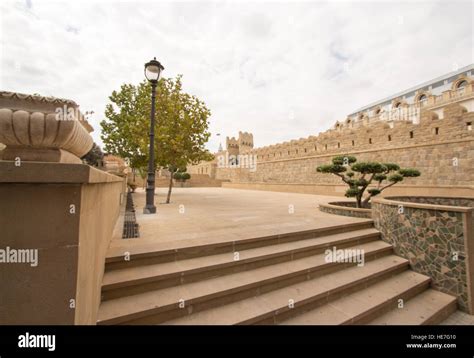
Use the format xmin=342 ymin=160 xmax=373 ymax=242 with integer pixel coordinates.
xmin=144 ymin=57 xmax=164 ymax=83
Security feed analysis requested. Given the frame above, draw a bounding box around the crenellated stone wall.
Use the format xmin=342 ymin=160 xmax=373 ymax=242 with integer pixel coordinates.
xmin=192 ymin=91 xmax=474 ymax=196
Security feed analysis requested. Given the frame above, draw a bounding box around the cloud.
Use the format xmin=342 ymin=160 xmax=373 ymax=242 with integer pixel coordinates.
xmin=1 ymin=0 xmax=472 ymax=153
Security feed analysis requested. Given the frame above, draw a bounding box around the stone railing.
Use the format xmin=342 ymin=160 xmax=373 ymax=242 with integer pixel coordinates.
xmin=431 ymin=84 xmax=474 ymax=106
xmin=344 ymin=84 xmax=474 ymax=126
xmin=372 ymin=196 xmax=474 ymax=313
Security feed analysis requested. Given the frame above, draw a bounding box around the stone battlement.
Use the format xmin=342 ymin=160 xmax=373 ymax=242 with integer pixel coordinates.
xmin=250 ymin=82 xmax=474 ymax=162
xmin=190 ymin=67 xmax=474 ymax=196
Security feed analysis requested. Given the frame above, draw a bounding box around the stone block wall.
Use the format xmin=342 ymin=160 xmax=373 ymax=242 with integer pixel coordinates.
xmin=204 ymin=103 xmax=474 ymax=195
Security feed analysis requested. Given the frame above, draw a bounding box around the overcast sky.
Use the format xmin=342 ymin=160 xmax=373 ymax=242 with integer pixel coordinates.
xmin=1 ymin=0 xmax=472 ymax=152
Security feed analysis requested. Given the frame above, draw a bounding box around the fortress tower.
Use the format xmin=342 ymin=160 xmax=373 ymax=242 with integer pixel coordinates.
xmin=237 ymin=131 xmax=254 ymax=154
xmin=225 ymin=136 xmax=240 ymax=157
xmin=225 ymin=131 xmax=254 ymax=157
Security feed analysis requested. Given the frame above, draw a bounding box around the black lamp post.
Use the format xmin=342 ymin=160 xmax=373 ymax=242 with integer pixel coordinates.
xmin=143 ymin=57 xmax=164 ymax=214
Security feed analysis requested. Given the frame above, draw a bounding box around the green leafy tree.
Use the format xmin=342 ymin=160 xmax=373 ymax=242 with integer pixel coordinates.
xmin=317 ymin=155 xmax=421 ymax=208
xmin=101 ymin=83 xmax=149 ymax=170
xmin=100 ymin=75 xmax=213 ymax=203
xmin=154 ymin=76 xmax=213 ymax=203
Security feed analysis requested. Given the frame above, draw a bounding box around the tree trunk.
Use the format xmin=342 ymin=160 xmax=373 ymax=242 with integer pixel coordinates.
xmin=356 ymin=194 xmax=362 ymax=208
xmin=166 ymin=174 xmax=174 ymax=204
xmin=362 ymin=196 xmax=371 ymax=207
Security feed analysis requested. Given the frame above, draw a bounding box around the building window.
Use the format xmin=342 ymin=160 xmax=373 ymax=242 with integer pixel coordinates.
xmin=296 ymin=149 xmax=298 ymax=154
xmin=352 ymin=140 xmax=355 ymax=146
xmin=435 ymin=127 xmax=439 ymax=135
xmin=375 ymin=108 xmax=381 ymax=115
xmin=457 ymin=80 xmax=468 ymax=89
xmin=410 ymin=131 xmax=414 ymax=138
xmin=325 ymin=144 xmax=327 ymax=150
xmin=369 ymin=138 xmax=372 ymax=144
xmin=337 ymin=142 xmax=340 ymax=148
xmin=394 ymin=102 xmax=402 ymax=109
xmin=467 ymin=122 xmax=472 ymax=131
xmin=418 ymin=94 xmax=427 ymax=103
xmin=388 ymin=135 xmax=392 ymax=141
xmin=288 ymin=150 xmax=290 ymax=155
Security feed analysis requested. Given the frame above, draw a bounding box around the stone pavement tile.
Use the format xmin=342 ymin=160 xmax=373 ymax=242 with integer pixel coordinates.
xmin=440 ymin=310 xmax=474 ymax=325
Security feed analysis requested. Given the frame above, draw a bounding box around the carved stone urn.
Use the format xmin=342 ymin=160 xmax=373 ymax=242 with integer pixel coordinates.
xmin=0 ymin=91 xmax=93 ymax=163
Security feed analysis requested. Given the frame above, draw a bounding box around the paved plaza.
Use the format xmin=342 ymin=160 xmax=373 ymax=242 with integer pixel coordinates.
xmin=108 ymin=187 xmax=368 ymax=257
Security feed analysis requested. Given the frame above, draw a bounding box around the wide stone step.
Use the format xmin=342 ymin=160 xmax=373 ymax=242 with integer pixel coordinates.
xmin=279 ymin=270 xmax=430 ymax=325
xmin=367 ymin=289 xmax=457 ymax=325
xmin=162 ymin=255 xmax=410 ymax=325
xmin=102 ymin=228 xmax=381 ymax=300
xmin=105 ymin=221 xmax=374 ymax=270
xmin=97 ymin=240 xmax=393 ymax=325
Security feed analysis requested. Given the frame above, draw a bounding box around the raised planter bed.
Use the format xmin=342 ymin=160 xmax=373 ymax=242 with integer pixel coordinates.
xmin=318 ymin=201 xmax=372 ymax=219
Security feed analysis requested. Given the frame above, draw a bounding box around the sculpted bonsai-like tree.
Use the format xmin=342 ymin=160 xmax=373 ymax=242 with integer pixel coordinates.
xmin=173 ymin=171 xmax=191 ymax=182
xmin=317 ymin=156 xmax=421 ymax=208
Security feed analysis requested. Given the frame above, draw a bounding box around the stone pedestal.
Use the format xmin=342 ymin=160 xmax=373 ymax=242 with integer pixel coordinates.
xmin=2 ymin=147 xmax=82 ymax=164
xmin=0 ymin=162 xmax=125 ymax=324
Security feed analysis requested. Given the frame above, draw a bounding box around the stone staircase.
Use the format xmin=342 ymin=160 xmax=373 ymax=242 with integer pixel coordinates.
xmin=97 ymin=221 xmax=456 ymax=325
